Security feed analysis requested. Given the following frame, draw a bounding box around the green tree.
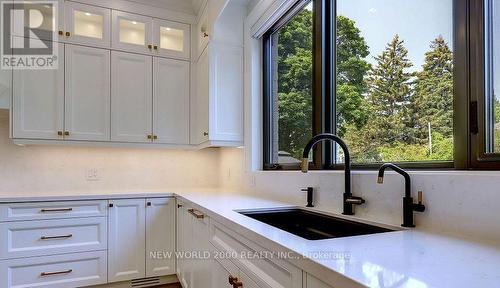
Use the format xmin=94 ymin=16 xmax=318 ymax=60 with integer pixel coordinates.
xmin=276 ymin=9 xmax=314 ymax=158
xmin=336 ymin=16 xmax=372 ymax=137
xmin=365 ymin=34 xmax=414 ymax=145
xmin=413 ymin=36 xmax=454 ymax=143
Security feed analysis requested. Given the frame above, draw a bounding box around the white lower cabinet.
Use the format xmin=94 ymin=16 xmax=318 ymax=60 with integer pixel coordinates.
xmin=305 ymin=274 xmax=334 ymax=288
xmin=0 ymin=217 xmax=107 ymax=260
xmin=145 ymin=198 xmax=176 ymax=277
xmin=0 ymin=250 xmax=107 ymax=288
xmin=108 ymin=197 xmax=176 ymax=283
xmin=108 ymin=198 xmax=146 ymax=282
xmin=176 ymin=202 xmax=211 ymax=288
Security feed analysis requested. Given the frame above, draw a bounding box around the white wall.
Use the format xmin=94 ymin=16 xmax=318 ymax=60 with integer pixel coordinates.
xmin=219 ymin=147 xmax=500 ymax=246
xmin=0 ymin=110 xmax=220 ymax=195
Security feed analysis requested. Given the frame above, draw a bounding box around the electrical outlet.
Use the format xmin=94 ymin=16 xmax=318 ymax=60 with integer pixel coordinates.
xmin=85 ymin=168 xmax=101 ymax=181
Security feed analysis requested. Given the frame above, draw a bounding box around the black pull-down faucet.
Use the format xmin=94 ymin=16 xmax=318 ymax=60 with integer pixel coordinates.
xmin=301 ymin=133 xmax=365 ymax=215
xmin=377 ymin=163 xmax=425 ymax=227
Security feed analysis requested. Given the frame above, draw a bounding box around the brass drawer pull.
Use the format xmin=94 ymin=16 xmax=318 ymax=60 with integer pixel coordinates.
xmin=64 ymin=131 xmax=70 ymax=136
xmin=177 ymin=204 xmax=183 ymax=208
xmin=41 ymin=269 xmax=73 ymax=277
xmin=57 ymin=131 xmax=63 ymax=136
xmin=65 ymin=31 xmax=70 ymax=37
xmin=153 ymin=45 xmax=158 ymax=50
xmin=148 ymin=44 xmax=153 ymax=49
xmin=233 ymin=280 xmax=243 ymax=288
xmin=40 ymin=208 xmax=73 ymax=213
xmin=58 ymin=30 xmax=64 ymax=36
xmin=188 ymin=208 xmax=204 ymax=219
xmin=40 ymin=234 xmax=73 ymax=240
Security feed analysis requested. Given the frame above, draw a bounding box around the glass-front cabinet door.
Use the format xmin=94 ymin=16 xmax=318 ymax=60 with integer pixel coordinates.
xmin=64 ymin=2 xmax=111 ymax=47
xmin=152 ymin=19 xmax=190 ymax=59
xmin=112 ymin=11 xmax=152 ymax=54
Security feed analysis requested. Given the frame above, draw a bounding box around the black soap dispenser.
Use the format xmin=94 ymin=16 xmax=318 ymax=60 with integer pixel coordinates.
xmin=301 ymin=187 xmax=314 ymax=207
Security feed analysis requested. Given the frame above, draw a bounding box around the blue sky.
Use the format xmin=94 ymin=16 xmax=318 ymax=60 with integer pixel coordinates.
xmin=336 ymin=0 xmax=453 ymax=72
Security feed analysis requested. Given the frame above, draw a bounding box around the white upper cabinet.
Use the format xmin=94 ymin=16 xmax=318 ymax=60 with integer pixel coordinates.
xmin=145 ymin=198 xmax=175 ymax=277
xmin=153 ymin=58 xmax=190 ymax=145
xmin=64 ymin=2 xmax=111 ymax=47
xmin=12 ymin=42 xmax=64 ymax=140
xmin=112 ymin=11 xmax=153 ymax=54
xmin=111 ymin=51 xmax=153 ymax=143
xmin=195 ymin=4 xmax=209 ymax=60
xmin=65 ymin=44 xmax=110 ymax=141
xmin=191 ymin=47 xmax=209 ymax=145
xmin=152 ymin=19 xmax=190 ymax=59
xmin=108 ymin=199 xmax=146 ymax=283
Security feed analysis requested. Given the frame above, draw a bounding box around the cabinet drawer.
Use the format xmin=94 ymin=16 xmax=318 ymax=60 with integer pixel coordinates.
xmin=0 ymin=217 xmax=107 ymax=259
xmin=210 ymin=220 xmax=302 ymax=288
xmin=0 ymin=200 xmax=107 ymax=221
xmin=0 ymin=251 xmax=107 ymax=288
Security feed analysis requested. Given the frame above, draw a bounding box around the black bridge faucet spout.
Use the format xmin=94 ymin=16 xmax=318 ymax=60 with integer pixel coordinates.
xmin=301 ymin=133 xmax=365 ymax=215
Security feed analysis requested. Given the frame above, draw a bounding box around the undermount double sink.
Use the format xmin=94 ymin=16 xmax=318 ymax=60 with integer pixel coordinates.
xmin=238 ymin=208 xmax=395 ymax=240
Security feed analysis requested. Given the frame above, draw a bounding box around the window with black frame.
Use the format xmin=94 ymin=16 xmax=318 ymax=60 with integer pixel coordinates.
xmin=264 ymin=0 xmax=458 ymax=170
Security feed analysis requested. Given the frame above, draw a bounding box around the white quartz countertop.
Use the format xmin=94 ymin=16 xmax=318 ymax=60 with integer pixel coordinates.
xmin=1 ymin=190 xmax=499 ymax=287
xmin=175 ymin=191 xmax=500 ymax=288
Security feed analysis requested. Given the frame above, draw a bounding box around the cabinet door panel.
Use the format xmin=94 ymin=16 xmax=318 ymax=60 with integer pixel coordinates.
xmin=191 ymin=210 xmax=211 ymax=288
xmin=152 ymin=19 xmax=190 ymax=59
xmin=108 ymin=199 xmax=146 ymax=282
xmin=146 ymin=197 xmax=175 ymax=277
xmin=12 ymin=42 xmax=64 ymax=139
xmin=211 ymin=257 xmax=238 ymax=288
xmin=112 ymin=11 xmax=152 ymax=54
xmin=111 ymin=51 xmax=152 ymax=142
xmin=176 ymin=204 xmax=192 ymax=288
xmin=64 ymin=2 xmax=111 ymax=47
xmin=65 ymin=44 xmax=110 ymax=141
xmin=153 ymin=58 xmax=189 ymax=144
xmin=191 ymin=48 xmax=209 ymax=144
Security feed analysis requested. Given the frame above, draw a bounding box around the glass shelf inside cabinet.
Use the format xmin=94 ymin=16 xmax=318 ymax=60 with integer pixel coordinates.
xmin=74 ymin=10 xmax=104 ymax=39
xmin=160 ymin=26 xmax=184 ymax=52
xmin=119 ymin=19 xmax=146 ymax=46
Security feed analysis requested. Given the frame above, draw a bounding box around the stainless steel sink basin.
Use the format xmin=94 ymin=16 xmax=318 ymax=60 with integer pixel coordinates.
xmin=238 ymin=208 xmax=395 ymax=240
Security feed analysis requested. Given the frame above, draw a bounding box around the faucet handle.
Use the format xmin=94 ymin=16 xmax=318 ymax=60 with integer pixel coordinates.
xmin=418 ymin=191 xmax=423 ymax=204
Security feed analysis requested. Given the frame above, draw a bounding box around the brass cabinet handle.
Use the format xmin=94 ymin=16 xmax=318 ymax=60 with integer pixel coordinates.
xmin=109 ymin=203 xmax=114 ymax=208
xmin=203 ymin=32 xmax=209 ymax=38
xmin=153 ymin=45 xmax=158 ymax=50
xmin=146 ymin=202 xmax=151 ymax=207
xmin=148 ymin=44 xmax=153 ymax=49
xmin=64 ymin=131 xmax=70 ymax=136
xmin=58 ymin=30 xmax=64 ymax=36
xmin=233 ymin=281 xmax=243 ymax=288
xmin=188 ymin=208 xmax=204 ymax=219
xmin=57 ymin=131 xmax=63 ymax=136
xmin=147 ymin=134 xmax=152 ymax=139
xmin=177 ymin=204 xmax=183 ymax=208
xmin=40 ymin=234 xmax=73 ymax=240
xmin=228 ymin=275 xmax=238 ymax=285
xmin=41 ymin=269 xmax=73 ymax=277
xmin=40 ymin=208 xmax=73 ymax=213
xmin=65 ymin=31 xmax=70 ymax=37
xmin=153 ymin=135 xmax=158 ymax=140
xmin=203 ymin=132 xmax=209 ymax=136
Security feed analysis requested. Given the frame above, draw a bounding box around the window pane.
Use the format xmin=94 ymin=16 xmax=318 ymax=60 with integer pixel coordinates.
xmin=269 ymin=2 xmax=314 ymax=164
xmin=485 ymin=0 xmax=500 ymax=153
xmin=336 ymin=0 xmax=454 ymax=164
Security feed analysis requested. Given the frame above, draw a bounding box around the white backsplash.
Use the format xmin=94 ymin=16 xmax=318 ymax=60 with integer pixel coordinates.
xmin=219 ymin=147 xmax=500 ymax=246
xmin=0 ymin=110 xmax=220 ymax=195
